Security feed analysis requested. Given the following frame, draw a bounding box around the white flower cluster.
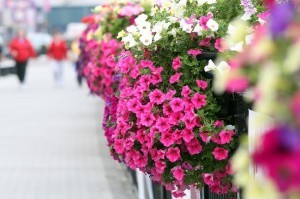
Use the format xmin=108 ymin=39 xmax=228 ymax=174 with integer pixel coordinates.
xmin=120 ymin=0 xmax=223 ymax=48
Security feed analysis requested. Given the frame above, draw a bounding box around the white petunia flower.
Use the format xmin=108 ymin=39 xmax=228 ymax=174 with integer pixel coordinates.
xmin=167 ymin=16 xmax=179 ymax=23
xmin=180 ymin=19 xmax=193 ymax=33
xmin=169 ymin=28 xmax=177 ymax=37
xmin=204 ymin=60 xmax=217 ymax=72
xmin=135 ymin=14 xmax=148 ymax=26
xmin=197 ymin=0 xmax=207 ymax=5
xmin=217 ymin=61 xmax=230 ymax=72
xmin=241 ymin=13 xmax=251 ymax=21
xmin=137 ymin=21 xmax=151 ymax=32
xmin=154 ymin=33 xmax=162 ymax=42
xmin=207 ymin=0 xmax=216 ymax=4
xmin=206 ymin=19 xmax=219 ymax=32
xmin=140 ymin=33 xmax=153 ymax=46
xmin=122 ymin=34 xmax=137 ymax=48
xmin=126 ymin=25 xmax=138 ymax=33
xmin=193 ymin=23 xmax=204 ymax=36
xmin=225 ymin=125 xmax=235 ymax=131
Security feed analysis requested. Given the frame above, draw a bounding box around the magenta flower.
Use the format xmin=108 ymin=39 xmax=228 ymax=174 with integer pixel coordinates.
xmin=191 ymin=93 xmax=207 ymax=109
xmin=186 ymin=138 xmax=202 ymax=155
xmin=156 ymin=117 xmax=171 ymax=132
xmin=213 ymin=120 xmax=224 ymax=128
xmin=200 ymin=132 xmax=211 ymax=143
xmin=170 ymin=73 xmax=182 ymax=84
xmin=182 ymin=129 xmax=195 ymax=143
xmin=166 ymin=147 xmax=181 ymax=162
xmin=165 ymin=89 xmax=177 ymax=100
xmin=172 ymin=57 xmax=182 ymax=71
xmin=215 ymin=38 xmax=224 ymax=52
xmin=219 ymin=130 xmax=235 ymax=144
xmin=140 ymin=113 xmax=156 ymax=127
xmin=114 ymin=139 xmax=125 ymax=154
xmin=199 ymin=15 xmax=211 ymax=30
xmin=160 ymin=132 xmax=175 ymax=147
xmin=181 ymin=86 xmax=191 ymax=98
xmin=199 ymin=37 xmax=212 ymax=47
xmin=170 ymin=98 xmax=185 ymax=112
xmin=196 ymin=80 xmax=208 ymax=90
xmin=149 ymin=89 xmax=166 ymax=104
xmin=155 ymin=160 xmax=167 ymax=174
xmin=172 ymin=167 xmax=185 ymax=181
xmin=226 ymin=76 xmax=249 ymax=92
xmin=202 ymin=173 xmax=214 ymax=185
xmin=213 ymin=147 xmax=229 ymax=160
xmin=170 ymin=112 xmax=184 ymax=125
xmin=188 ymin=49 xmax=202 ymax=57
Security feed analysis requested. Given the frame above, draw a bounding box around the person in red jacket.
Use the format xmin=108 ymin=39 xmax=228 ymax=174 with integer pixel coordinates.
xmin=9 ymin=29 xmax=36 ymax=86
xmin=47 ymin=32 xmax=68 ymax=86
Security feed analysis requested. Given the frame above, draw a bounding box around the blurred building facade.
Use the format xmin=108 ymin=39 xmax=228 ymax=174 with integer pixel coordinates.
xmin=0 ymin=0 xmax=104 ymax=32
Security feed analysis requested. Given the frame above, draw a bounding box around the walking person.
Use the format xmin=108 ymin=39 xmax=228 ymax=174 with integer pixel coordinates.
xmin=47 ymin=32 xmax=68 ymax=87
xmin=9 ymin=29 xmax=36 ymax=88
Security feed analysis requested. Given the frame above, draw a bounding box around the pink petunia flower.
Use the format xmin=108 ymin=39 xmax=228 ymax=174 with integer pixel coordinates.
xmin=149 ymin=89 xmax=166 ymax=104
xmin=211 ymin=133 xmax=222 ymax=144
xmin=186 ymin=138 xmax=202 ymax=155
xmin=155 ymin=161 xmax=167 ymax=174
xmin=188 ymin=49 xmax=202 ymax=57
xmin=156 ymin=117 xmax=171 ymax=132
xmin=182 ymin=129 xmax=195 ymax=143
xmin=170 ymin=112 xmax=184 ymax=125
xmin=200 ymin=131 xmax=211 ymax=143
xmin=213 ymin=120 xmax=224 ymax=128
xmin=202 ymin=173 xmax=214 ymax=185
xmin=160 ymin=132 xmax=175 ymax=147
xmin=213 ymin=147 xmax=229 ymax=160
xmin=226 ymin=76 xmax=249 ymax=92
xmin=172 ymin=57 xmax=182 ymax=71
xmin=165 ymin=89 xmax=176 ymax=98
xmin=166 ymin=147 xmax=181 ymax=162
xmin=140 ymin=113 xmax=156 ymax=127
xmin=215 ymin=38 xmax=225 ymax=52
xmin=170 ymin=73 xmax=182 ymax=84
xmin=199 ymin=37 xmax=212 ymax=47
xmin=219 ymin=130 xmax=235 ymax=144
xmin=191 ymin=93 xmax=207 ymax=109
xmin=196 ymin=80 xmax=208 ymax=90
xmin=172 ymin=167 xmax=185 ymax=181
xmin=114 ymin=139 xmax=125 ymax=154
xmin=181 ymin=86 xmax=191 ymax=98
xmin=170 ymin=98 xmax=185 ymax=112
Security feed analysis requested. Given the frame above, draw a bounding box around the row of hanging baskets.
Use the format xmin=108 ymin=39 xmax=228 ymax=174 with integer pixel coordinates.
xmin=78 ymin=0 xmax=300 ymax=198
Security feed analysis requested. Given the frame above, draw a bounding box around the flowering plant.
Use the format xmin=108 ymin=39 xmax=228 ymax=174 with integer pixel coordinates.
xmin=212 ymin=1 xmax=300 ymax=198
xmin=79 ymin=0 xmax=148 ymax=98
xmin=103 ymin=0 xmax=262 ymax=197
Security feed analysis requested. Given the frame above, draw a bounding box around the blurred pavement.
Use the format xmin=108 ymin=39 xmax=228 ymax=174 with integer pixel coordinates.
xmin=0 ymin=58 xmax=136 ymax=199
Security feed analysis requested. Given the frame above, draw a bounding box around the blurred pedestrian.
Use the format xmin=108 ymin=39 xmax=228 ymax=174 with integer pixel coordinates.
xmin=71 ymin=36 xmax=83 ymax=86
xmin=47 ymin=32 xmax=68 ymax=87
xmin=9 ymin=29 xmax=36 ymax=87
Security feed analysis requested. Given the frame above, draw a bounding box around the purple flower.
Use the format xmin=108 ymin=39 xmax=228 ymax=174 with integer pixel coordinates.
xmin=240 ymin=0 xmax=257 ymax=16
xmin=279 ymin=125 xmax=300 ymax=152
xmin=269 ymin=2 xmax=295 ymax=37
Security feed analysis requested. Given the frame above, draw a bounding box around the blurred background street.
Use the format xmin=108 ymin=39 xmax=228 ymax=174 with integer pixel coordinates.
xmin=0 ymin=58 xmax=136 ymax=199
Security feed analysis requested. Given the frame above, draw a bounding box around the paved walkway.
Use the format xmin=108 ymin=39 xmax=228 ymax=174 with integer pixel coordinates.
xmin=0 ymin=59 xmax=136 ymax=199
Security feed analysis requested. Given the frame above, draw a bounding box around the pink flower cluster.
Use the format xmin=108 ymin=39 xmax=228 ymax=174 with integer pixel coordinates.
xmin=83 ymin=38 xmax=122 ymax=98
xmin=103 ymin=52 xmax=237 ymax=196
xmin=119 ymin=3 xmax=145 ymax=18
